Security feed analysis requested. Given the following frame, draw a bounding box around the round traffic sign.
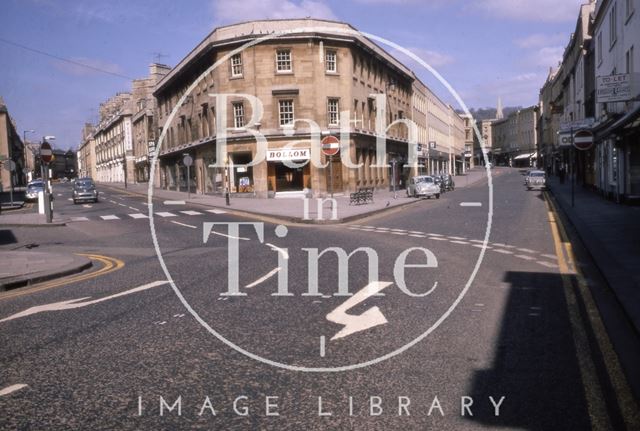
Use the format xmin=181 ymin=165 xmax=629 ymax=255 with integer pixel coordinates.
xmin=40 ymin=141 xmax=53 ymax=164
xmin=183 ymin=154 xmax=193 ymax=167
xmin=3 ymin=160 xmax=16 ymax=172
xmin=573 ymin=130 xmax=594 ymax=151
xmin=321 ymin=135 xmax=340 ymax=156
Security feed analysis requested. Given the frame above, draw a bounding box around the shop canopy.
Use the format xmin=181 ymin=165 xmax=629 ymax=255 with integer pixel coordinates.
xmin=514 ymin=152 xmax=537 ymax=160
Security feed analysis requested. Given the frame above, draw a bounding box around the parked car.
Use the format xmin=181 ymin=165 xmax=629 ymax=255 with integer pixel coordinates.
xmin=407 ymin=175 xmax=441 ymax=199
xmin=25 ymin=180 xmax=45 ymax=202
xmin=441 ymin=174 xmax=455 ymax=191
xmin=433 ymin=175 xmax=444 ymax=193
xmin=525 ymin=170 xmax=546 ymax=190
xmin=73 ymin=177 xmax=99 ymax=203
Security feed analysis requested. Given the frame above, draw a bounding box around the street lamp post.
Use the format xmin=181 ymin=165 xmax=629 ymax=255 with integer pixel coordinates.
xmin=224 ymin=154 xmax=231 ymax=206
xmin=42 ymin=136 xmax=55 ymax=223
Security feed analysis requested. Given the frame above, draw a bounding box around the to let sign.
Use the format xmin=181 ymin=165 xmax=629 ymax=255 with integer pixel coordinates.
xmin=596 ymin=74 xmax=632 ymax=103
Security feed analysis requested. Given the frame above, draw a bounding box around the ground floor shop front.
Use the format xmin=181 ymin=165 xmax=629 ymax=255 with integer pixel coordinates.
xmin=155 ymin=136 xmax=424 ymax=198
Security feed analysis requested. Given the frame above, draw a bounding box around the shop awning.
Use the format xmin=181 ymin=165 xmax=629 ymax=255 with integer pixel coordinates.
xmin=596 ymin=103 xmax=640 ymax=139
xmin=514 ymin=152 xmax=536 ymax=160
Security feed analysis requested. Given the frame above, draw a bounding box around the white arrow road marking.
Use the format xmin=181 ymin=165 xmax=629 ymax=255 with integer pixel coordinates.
xmin=326 ymin=281 xmax=393 ymax=341
xmin=245 ymin=267 xmax=281 ymax=288
xmin=0 ymin=280 xmax=169 ymax=323
xmin=0 ymin=384 xmax=28 ymax=396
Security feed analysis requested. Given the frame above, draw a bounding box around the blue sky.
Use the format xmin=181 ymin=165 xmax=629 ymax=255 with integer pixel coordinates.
xmin=0 ymin=0 xmax=584 ymax=150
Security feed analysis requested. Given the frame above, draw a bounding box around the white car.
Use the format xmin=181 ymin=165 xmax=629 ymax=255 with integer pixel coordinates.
xmin=525 ymin=170 xmax=546 ymax=190
xmin=407 ymin=175 xmax=441 ymax=199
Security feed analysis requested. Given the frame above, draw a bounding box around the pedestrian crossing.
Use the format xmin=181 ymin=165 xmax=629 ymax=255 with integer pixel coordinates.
xmin=70 ymin=208 xmax=227 ymax=223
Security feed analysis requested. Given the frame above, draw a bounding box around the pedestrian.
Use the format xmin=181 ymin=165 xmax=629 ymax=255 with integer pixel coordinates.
xmin=559 ymin=166 xmax=565 ymax=184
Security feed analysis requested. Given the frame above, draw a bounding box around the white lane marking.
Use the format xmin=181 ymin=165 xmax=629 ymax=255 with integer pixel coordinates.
xmin=493 ymin=249 xmax=513 ymax=254
xmin=0 ymin=280 xmax=169 ymax=323
xmin=245 ymin=267 xmax=281 ymax=288
xmin=117 ymin=203 xmax=127 ymax=207
xmin=206 ymin=209 xmax=227 ymax=214
xmin=375 ymin=227 xmax=390 ymax=231
xmin=67 ymin=198 xmax=73 ymax=201
xmin=180 ymin=210 xmax=203 ymax=216
xmin=514 ymin=254 xmax=536 ymax=261
xmin=409 ymin=234 xmax=427 ymax=238
xmin=128 ymin=213 xmax=148 ymax=219
xmin=537 ymin=261 xmax=559 ymax=268
xmin=460 ymin=202 xmax=482 ymax=207
xmin=475 ymin=303 xmax=485 ymax=307
xmin=517 ymin=248 xmax=537 ymax=254
xmin=206 ymin=229 xmax=249 ymax=241
xmin=409 ymin=231 xmax=424 ymax=235
xmin=320 ymin=336 xmax=326 ymax=357
xmin=100 ymin=215 xmax=120 ymax=220
xmin=108 ymin=200 xmax=116 ymax=204
xmin=542 ymin=253 xmax=557 ymax=260
xmin=391 ymin=231 xmax=408 ymax=235
xmin=155 ymin=212 xmax=177 ymax=217
xmin=57 ymin=193 xmax=62 ymax=197
xmin=170 ymin=221 xmax=197 ymax=229
xmin=429 ymin=237 xmax=447 ymax=241
xmin=266 ymin=243 xmax=289 ymax=260
xmin=530 ymin=306 xmax=542 ymax=310
xmin=450 ymin=240 xmax=470 ymax=245
xmin=326 ymin=281 xmax=393 ymax=340
xmin=448 ymin=236 xmax=467 ymax=240
xmin=128 ymin=206 xmax=140 ymax=211
xmin=472 ymin=244 xmax=492 ymax=249
xmin=0 ymin=384 xmax=28 ymax=396
xmin=71 ymin=216 xmax=89 ymax=222
xmin=390 ymin=229 xmax=406 ymax=232
xmin=470 ymin=239 xmax=485 ymax=244
xmin=82 ymin=204 xmax=92 ymax=208
xmin=164 ymin=200 xmax=185 ymax=205
xmin=427 ymin=233 xmax=444 ymax=237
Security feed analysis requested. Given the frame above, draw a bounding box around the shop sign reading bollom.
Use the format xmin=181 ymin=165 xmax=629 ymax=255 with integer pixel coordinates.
xmin=267 ymin=148 xmax=311 ymax=161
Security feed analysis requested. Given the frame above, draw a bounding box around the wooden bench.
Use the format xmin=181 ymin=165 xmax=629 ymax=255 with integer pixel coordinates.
xmin=349 ymin=187 xmax=375 ymax=205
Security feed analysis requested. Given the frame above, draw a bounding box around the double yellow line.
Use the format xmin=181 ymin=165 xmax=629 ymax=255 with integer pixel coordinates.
xmin=0 ymin=253 xmax=124 ymax=301
xmin=544 ymin=192 xmax=639 ymax=430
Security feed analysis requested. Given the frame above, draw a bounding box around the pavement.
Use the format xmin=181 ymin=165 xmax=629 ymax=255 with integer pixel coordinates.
xmin=548 ymin=175 xmax=640 ymax=337
xmin=0 ymin=250 xmax=92 ymax=290
xmin=98 ymin=167 xmax=491 ymax=224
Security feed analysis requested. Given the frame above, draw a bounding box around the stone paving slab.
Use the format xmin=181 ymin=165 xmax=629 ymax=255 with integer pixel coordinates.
xmin=0 ymin=250 xmax=92 ymax=290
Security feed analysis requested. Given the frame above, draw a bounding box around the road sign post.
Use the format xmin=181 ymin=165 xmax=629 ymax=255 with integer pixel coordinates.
xmin=40 ymin=141 xmax=53 ymax=223
xmin=183 ymin=154 xmax=193 ymax=199
xmin=321 ymin=136 xmax=340 ymax=199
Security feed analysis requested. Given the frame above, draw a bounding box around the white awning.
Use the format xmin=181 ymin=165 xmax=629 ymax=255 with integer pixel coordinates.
xmin=514 ymin=152 xmax=535 ymax=160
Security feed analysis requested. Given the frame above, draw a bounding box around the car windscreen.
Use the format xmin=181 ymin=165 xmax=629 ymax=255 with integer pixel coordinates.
xmin=530 ymin=172 xmax=545 ymax=177
xmin=28 ymin=182 xmax=44 ymax=188
xmin=415 ymin=177 xmax=433 ymax=183
xmin=75 ymin=180 xmax=94 ymax=188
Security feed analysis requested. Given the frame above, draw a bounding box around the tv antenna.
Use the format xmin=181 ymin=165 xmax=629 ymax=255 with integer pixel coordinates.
xmin=151 ymin=52 xmax=169 ymax=63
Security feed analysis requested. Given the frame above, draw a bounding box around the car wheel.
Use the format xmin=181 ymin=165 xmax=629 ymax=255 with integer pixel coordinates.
xmin=526 ymin=187 xmax=531 ymax=191
xmin=73 ymin=199 xmax=77 ymax=204
xmin=94 ymin=197 xmax=99 ymax=203
xmin=436 ymin=193 xmax=440 ymax=199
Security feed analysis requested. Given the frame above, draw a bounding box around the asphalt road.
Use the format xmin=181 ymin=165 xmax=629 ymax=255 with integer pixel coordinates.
xmin=0 ymin=169 xmax=633 ymax=430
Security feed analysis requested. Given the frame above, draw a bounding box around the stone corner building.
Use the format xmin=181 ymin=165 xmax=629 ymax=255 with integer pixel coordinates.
xmin=153 ymin=19 xmax=465 ymax=198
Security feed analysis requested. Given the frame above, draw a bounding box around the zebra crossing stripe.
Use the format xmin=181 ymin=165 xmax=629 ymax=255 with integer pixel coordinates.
xmin=71 ymin=216 xmax=89 ymax=222
xmin=100 ymin=215 xmax=120 ymax=220
xmin=206 ymin=209 xmax=228 ymax=214
xmin=180 ymin=210 xmax=203 ymax=216
xmin=155 ymin=212 xmax=177 ymax=217
xmin=128 ymin=213 xmax=148 ymax=219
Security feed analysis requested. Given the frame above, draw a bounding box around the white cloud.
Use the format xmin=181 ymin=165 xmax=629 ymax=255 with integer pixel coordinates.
xmin=526 ymin=46 xmax=565 ymax=68
xmin=212 ymin=0 xmax=337 ymax=25
xmin=476 ymin=0 xmax=584 ymax=22
xmin=515 ymin=33 xmax=567 ymax=49
xmin=462 ymin=72 xmax=544 ymax=107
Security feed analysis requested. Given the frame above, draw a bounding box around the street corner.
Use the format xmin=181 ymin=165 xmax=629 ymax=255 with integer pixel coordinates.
xmin=0 ymin=250 xmax=92 ymax=291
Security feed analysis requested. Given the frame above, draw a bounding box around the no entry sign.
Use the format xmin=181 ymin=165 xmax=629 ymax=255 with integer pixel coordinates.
xmin=40 ymin=141 xmax=53 ymax=164
xmin=573 ymin=130 xmax=594 ymax=151
xmin=321 ymin=135 xmax=340 ymax=157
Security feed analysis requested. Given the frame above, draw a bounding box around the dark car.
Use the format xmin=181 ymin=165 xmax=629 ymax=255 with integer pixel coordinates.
xmin=73 ymin=177 xmax=99 ymax=204
xmin=25 ymin=180 xmax=45 ymax=202
xmin=441 ymin=174 xmax=455 ymax=191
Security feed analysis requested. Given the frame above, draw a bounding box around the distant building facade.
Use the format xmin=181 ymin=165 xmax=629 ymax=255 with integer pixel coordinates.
xmin=78 ymin=123 xmax=96 ymax=179
xmin=493 ymin=106 xmax=538 ymax=167
xmin=0 ymin=96 xmax=25 ymax=189
xmin=94 ymin=93 xmax=133 ymax=183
